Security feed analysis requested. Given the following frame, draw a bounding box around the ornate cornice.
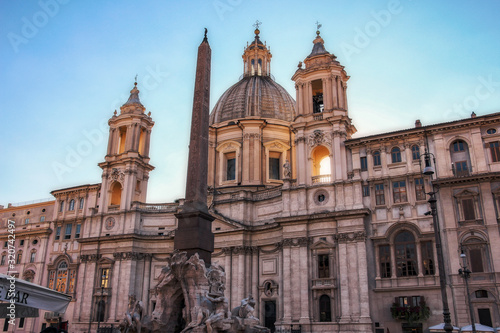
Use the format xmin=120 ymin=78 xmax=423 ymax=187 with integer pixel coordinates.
xmin=80 ymin=254 xmax=102 ymax=263
xmin=113 ymin=252 xmax=151 ymax=261
xmin=334 ymin=231 xmax=367 ymax=243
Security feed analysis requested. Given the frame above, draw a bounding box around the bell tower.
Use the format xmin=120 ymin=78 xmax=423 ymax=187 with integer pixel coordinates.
xmin=292 ymin=26 xmax=356 ymax=186
xmin=98 ymin=81 xmax=155 ymax=212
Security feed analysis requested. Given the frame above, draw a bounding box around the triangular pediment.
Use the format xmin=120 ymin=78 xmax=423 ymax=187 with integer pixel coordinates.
xmin=311 ymin=239 xmax=334 ymax=249
xmin=454 ymin=188 xmax=478 ymax=198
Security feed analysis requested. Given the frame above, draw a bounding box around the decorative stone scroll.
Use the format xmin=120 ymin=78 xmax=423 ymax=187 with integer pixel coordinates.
xmin=308 ymin=130 xmax=332 ymax=149
xmin=334 ymin=231 xmax=367 ymax=243
xmin=79 ymin=254 xmax=102 ymax=262
xmin=109 ymin=167 xmax=125 ymax=185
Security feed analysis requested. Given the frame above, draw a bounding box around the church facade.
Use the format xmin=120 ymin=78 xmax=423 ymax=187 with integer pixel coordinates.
xmin=1 ymin=28 xmax=500 ymax=333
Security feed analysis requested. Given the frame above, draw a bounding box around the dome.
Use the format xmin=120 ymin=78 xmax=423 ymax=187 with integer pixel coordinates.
xmin=209 ymin=75 xmax=296 ymax=124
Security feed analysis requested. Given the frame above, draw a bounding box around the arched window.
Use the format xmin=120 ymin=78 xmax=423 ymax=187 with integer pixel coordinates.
xmin=395 ymin=231 xmax=417 ymax=277
xmin=16 ymin=251 xmax=22 ymax=264
xmin=79 ymin=198 xmax=84 ymax=210
xmin=68 ymin=199 xmax=75 ymax=211
xmin=55 ymin=261 xmax=68 ymax=293
xmin=450 ymin=139 xmax=471 ymax=176
xmin=373 ymin=151 xmax=381 ymax=166
xmin=110 ymin=182 xmax=122 ymax=206
xmin=30 ymin=250 xmax=36 ymax=263
xmin=312 ymin=145 xmax=330 ymax=183
xmin=391 ymin=147 xmax=402 ymax=163
xmin=462 ymin=237 xmax=489 ymax=273
xmin=411 ymin=145 xmax=420 ymax=160
xmin=319 ymin=295 xmax=332 ymax=322
xmin=118 ymin=127 xmax=127 ymax=154
xmin=59 ymin=200 xmax=64 ymax=212
xmin=257 ymin=58 xmax=262 ymax=76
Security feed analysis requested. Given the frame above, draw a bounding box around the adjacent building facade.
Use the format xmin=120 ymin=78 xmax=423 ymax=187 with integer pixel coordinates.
xmin=1 ymin=28 xmax=499 ymax=333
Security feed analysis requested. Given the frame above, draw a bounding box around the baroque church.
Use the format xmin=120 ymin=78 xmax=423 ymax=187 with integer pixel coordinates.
xmin=1 ymin=27 xmax=500 ymax=333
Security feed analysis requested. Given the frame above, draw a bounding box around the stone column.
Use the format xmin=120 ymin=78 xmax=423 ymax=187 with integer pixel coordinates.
xmin=299 ymin=241 xmax=310 ymax=322
xmin=295 ymin=136 xmax=307 ymax=185
xmin=338 ymin=242 xmax=350 ymax=321
xmin=252 ymin=248 xmax=259 ymax=306
xmin=142 ymin=255 xmax=152 ymax=314
xmin=224 ymin=249 xmax=233 ymax=309
xmin=332 ymin=75 xmax=338 ymax=109
xmin=243 ymin=133 xmax=250 ymax=183
xmin=144 ymin=130 xmax=152 ymax=157
xmin=404 ymin=142 xmax=413 ymax=172
xmin=367 ymin=149 xmax=374 ymax=178
xmin=322 ymin=78 xmax=329 ymax=111
xmin=282 ymin=244 xmax=292 ymax=321
xmin=374 ymin=245 xmax=381 ymax=279
xmin=390 ymin=243 xmax=397 ymax=278
xmin=306 ymin=82 xmax=313 ymax=114
xmin=107 ymin=128 xmax=115 ymax=155
xmin=337 ymin=78 xmax=343 ymax=110
xmin=296 ymin=84 xmax=302 ymax=115
xmin=125 ymin=124 xmax=133 ymax=152
xmin=357 ymin=240 xmax=370 ymax=320
xmin=238 ymin=247 xmax=246 ymax=302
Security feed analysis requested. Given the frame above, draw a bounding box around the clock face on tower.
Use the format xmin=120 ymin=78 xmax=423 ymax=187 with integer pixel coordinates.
xmin=105 ymin=217 xmax=115 ymax=230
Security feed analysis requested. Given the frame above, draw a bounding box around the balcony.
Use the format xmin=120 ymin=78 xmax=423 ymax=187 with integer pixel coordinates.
xmin=133 ymin=202 xmax=178 ymax=213
xmin=312 ymin=174 xmax=331 ymax=184
xmin=312 ymin=278 xmax=336 ymax=289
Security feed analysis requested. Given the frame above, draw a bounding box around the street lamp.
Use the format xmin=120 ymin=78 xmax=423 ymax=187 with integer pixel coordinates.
xmin=458 ymin=246 xmax=477 ymax=333
xmin=420 ymin=148 xmax=454 ymax=333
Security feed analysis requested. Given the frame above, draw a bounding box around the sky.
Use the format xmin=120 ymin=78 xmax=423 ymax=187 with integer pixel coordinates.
xmin=1 ymin=0 xmax=500 ymax=206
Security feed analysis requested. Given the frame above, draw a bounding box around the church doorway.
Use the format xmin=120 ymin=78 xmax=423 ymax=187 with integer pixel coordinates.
xmin=264 ymin=300 xmax=276 ymax=333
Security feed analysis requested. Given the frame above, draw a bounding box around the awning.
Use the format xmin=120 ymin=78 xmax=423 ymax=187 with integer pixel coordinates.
xmin=460 ymin=324 xmax=495 ymax=332
xmin=0 ymin=274 xmax=71 ymax=313
xmin=428 ymin=323 xmax=460 ymax=332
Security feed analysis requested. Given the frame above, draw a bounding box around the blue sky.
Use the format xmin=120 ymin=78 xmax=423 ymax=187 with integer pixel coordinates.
xmin=1 ymin=0 xmax=500 ymax=205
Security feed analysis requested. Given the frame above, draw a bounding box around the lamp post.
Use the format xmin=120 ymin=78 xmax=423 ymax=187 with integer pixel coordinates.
xmin=458 ymin=246 xmax=477 ymax=333
xmin=420 ymin=149 xmax=453 ymax=333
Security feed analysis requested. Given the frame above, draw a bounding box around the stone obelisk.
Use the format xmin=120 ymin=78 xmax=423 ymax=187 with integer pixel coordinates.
xmin=174 ymin=29 xmax=215 ymax=266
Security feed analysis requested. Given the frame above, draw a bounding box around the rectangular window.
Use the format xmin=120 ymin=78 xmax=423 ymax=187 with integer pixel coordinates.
xmin=375 ymin=184 xmax=385 ymax=205
xmin=469 ymin=249 xmax=484 ymax=272
xmin=490 ymin=141 xmax=500 ymax=162
xmin=30 ymin=252 xmax=36 ymax=263
xmin=415 ymin=178 xmax=426 ymax=201
xmin=318 ymin=254 xmax=330 ymax=278
xmin=24 ymin=218 xmax=29 ymax=224
xmin=0 ymin=256 xmax=5 ymax=266
xmin=40 ymin=216 xmax=45 ymax=222
xmin=269 ymin=152 xmax=281 ymax=180
xmin=3 ymin=319 xmax=8 ymax=332
xmin=64 ymin=224 xmax=72 ymax=240
xmin=421 ymin=241 xmax=435 ymax=275
xmin=100 ymin=268 xmax=110 ymax=288
xmin=360 ymin=156 xmax=367 ymax=171
xmin=373 ymin=151 xmax=381 ymax=166
xmin=454 ymin=161 xmax=469 ymax=176
xmin=362 ymin=185 xmax=370 ymax=197
xmin=226 ymin=152 xmax=236 ymax=181
xmin=393 ymin=180 xmax=408 ymax=203
xmin=16 ymin=253 xmax=22 ymax=264
xmin=55 ymin=226 xmax=61 ymax=240
xmin=18 ymin=317 xmax=24 ymax=328
xmin=462 ymin=198 xmax=475 ymax=221
xmin=20 ymin=240 xmax=24 ymax=246
xmin=75 ymin=224 xmax=81 ymax=239
xmin=379 ymin=245 xmax=391 ymax=278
